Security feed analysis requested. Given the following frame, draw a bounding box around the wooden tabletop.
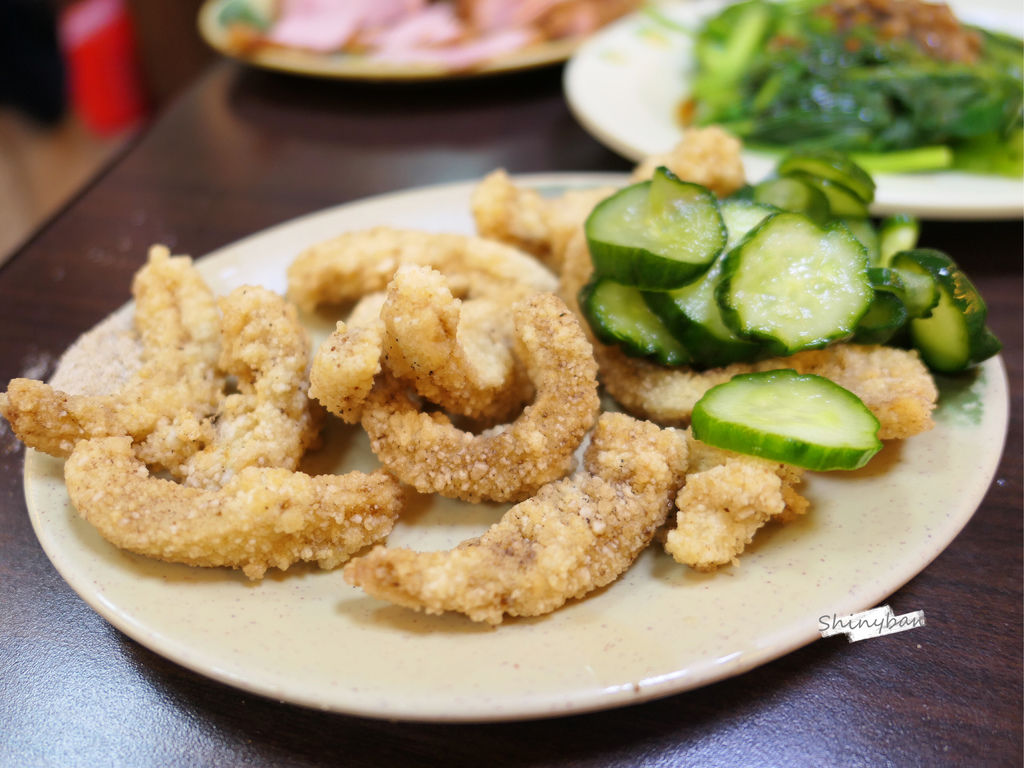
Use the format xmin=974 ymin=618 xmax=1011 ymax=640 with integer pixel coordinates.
xmin=1 ymin=60 xmax=1020 ymax=767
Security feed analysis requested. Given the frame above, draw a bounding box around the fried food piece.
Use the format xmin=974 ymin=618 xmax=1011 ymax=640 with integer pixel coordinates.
xmin=65 ymin=436 xmax=405 ymax=580
xmin=630 ymin=126 xmax=747 ymax=197
xmin=379 ymin=265 xmax=530 ymax=423
xmin=176 ymin=285 xmax=322 ymax=488
xmin=471 ymin=131 xmax=745 ymax=274
xmin=0 ymin=245 xmax=222 ymax=462
xmin=286 ymin=227 xmax=557 ymax=314
xmin=345 ymin=412 xmax=688 ymax=624
xmin=308 ymin=292 xmax=387 ymax=424
xmin=471 ymin=168 xmax=616 ymax=272
xmin=361 ymin=292 xmax=600 ymax=503
xmin=664 ymin=433 xmax=808 ymax=570
xmin=558 ymin=232 xmax=937 ymax=440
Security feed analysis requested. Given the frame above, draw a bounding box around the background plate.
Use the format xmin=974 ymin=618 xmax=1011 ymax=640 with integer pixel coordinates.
xmin=564 ymin=0 xmax=1024 ymax=219
xmin=198 ymin=0 xmax=584 ymax=81
xmin=24 ymin=174 xmax=1009 ymax=722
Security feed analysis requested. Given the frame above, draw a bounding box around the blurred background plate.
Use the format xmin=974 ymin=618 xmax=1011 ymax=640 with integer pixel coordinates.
xmin=564 ymin=0 xmax=1024 ymax=219
xmin=198 ymin=0 xmax=585 ymax=81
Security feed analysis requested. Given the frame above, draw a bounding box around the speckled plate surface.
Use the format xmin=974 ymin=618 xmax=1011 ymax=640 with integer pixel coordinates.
xmin=23 ymin=174 xmax=1009 ymax=722
xmin=197 ymin=0 xmax=583 ymax=81
xmin=564 ymin=0 xmax=1024 ymax=219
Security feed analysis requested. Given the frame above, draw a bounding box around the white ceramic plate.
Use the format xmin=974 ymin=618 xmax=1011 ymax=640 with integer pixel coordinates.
xmin=24 ymin=174 xmax=1008 ymax=722
xmin=564 ymin=0 xmax=1024 ymax=219
xmin=197 ymin=0 xmax=584 ymax=81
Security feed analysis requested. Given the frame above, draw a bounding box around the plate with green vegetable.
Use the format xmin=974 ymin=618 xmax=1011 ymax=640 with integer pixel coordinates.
xmin=564 ymin=0 xmax=1024 ymax=218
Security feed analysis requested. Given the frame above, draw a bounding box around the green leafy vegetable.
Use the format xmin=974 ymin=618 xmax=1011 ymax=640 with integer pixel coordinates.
xmin=688 ymin=0 xmax=1024 ymax=176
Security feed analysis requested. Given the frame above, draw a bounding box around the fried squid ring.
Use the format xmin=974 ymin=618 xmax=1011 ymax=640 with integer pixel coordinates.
xmin=175 ymin=285 xmax=323 ymax=489
xmin=558 ymin=232 xmax=937 ymax=440
xmin=470 ymin=169 xmax=616 ymax=274
xmin=286 ymin=227 xmax=557 ymax=314
xmin=308 ymin=292 xmax=387 ymax=424
xmin=344 ymin=412 xmax=688 ymax=625
xmin=378 ymin=265 xmax=530 ymax=423
xmin=1 ymin=245 xmax=222 ymax=462
xmin=65 ymin=436 xmax=405 ymax=580
xmin=664 ymin=433 xmax=808 ymax=571
xmin=629 ymin=126 xmax=747 ymax=197
xmin=360 ymin=292 xmax=600 ymax=503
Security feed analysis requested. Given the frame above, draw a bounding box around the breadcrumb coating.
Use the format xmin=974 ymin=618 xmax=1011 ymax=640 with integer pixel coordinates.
xmin=630 ymin=126 xmax=747 ymax=198
xmin=175 ymin=285 xmax=322 ymax=488
xmin=65 ymin=436 xmax=405 ymax=580
xmin=344 ymin=412 xmax=688 ymax=624
xmin=361 ymin=292 xmax=600 ymax=503
xmin=308 ymin=293 xmax=387 ymax=424
xmin=286 ymin=226 xmax=556 ymax=314
xmin=664 ymin=433 xmax=809 ymax=570
xmin=379 ymin=265 xmax=530 ymax=423
xmin=471 ymin=168 xmax=615 ymax=272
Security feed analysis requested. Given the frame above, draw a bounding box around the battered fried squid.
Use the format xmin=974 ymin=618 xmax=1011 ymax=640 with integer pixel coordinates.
xmin=286 ymin=227 xmax=557 ymax=314
xmin=470 ymin=127 xmax=748 ymax=273
xmin=0 ymin=245 xmax=223 ymax=465
xmin=665 ymin=434 xmax=809 ymax=570
xmin=65 ymin=435 xmax=405 ymax=580
xmin=471 ymin=168 xmax=616 ymax=273
xmin=360 ymin=292 xmax=600 ymax=503
xmin=378 ymin=265 xmax=530 ymax=423
xmin=175 ymin=285 xmax=323 ymax=488
xmin=344 ymin=412 xmax=688 ymax=624
xmin=629 ymin=126 xmax=747 ymax=197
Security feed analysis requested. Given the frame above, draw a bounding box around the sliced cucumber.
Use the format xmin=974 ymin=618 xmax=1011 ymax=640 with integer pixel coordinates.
xmin=644 ymin=255 xmax=763 ymax=369
xmin=751 ymin=176 xmax=829 ymax=224
xmin=718 ymin=198 xmax=777 ymax=251
xmin=783 ymin=172 xmax=871 ymax=219
xmin=841 ymin=217 xmax=880 ymax=264
xmin=896 ymin=250 xmax=1002 ymax=372
xmin=883 ymin=254 xmax=941 ymax=318
xmin=585 ymin=167 xmax=726 ymax=290
xmin=776 ymin=150 xmax=876 ymax=204
xmin=878 ymin=214 xmax=920 ymax=267
xmin=717 ymin=212 xmax=873 ymax=355
xmin=579 ymin=277 xmax=690 ymax=366
xmin=854 ymin=290 xmax=908 ymax=344
xmin=691 ymin=370 xmax=883 ymax=471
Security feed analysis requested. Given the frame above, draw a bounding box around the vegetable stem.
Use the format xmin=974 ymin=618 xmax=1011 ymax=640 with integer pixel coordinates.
xmin=852 ymin=146 xmax=954 ymax=174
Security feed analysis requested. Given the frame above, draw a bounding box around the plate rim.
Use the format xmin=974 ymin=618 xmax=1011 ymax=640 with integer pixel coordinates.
xmin=21 ymin=172 xmax=1013 ymax=722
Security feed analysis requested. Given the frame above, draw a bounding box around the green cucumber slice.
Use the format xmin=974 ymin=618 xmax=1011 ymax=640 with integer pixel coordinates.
xmin=691 ymin=370 xmax=883 ymax=471
xmin=882 ymin=255 xmax=940 ymax=318
xmin=841 ymin=217 xmax=880 ymax=264
xmin=878 ymin=214 xmax=920 ymax=267
xmin=751 ymin=177 xmax=829 ymax=224
xmin=783 ymin=172 xmax=871 ymax=219
xmin=718 ymin=198 xmax=777 ymax=251
xmin=585 ymin=167 xmax=726 ymax=290
xmin=896 ymin=250 xmax=1002 ymax=372
xmin=717 ymin=212 xmax=873 ymax=356
xmin=579 ymin=277 xmax=690 ymax=366
xmin=776 ymin=150 xmax=876 ymax=204
xmin=854 ymin=290 xmax=908 ymax=344
xmin=643 ymin=255 xmax=764 ymax=369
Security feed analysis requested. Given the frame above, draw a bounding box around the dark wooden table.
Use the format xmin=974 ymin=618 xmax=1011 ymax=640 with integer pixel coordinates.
xmin=1 ymin=60 xmax=1020 ymax=767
